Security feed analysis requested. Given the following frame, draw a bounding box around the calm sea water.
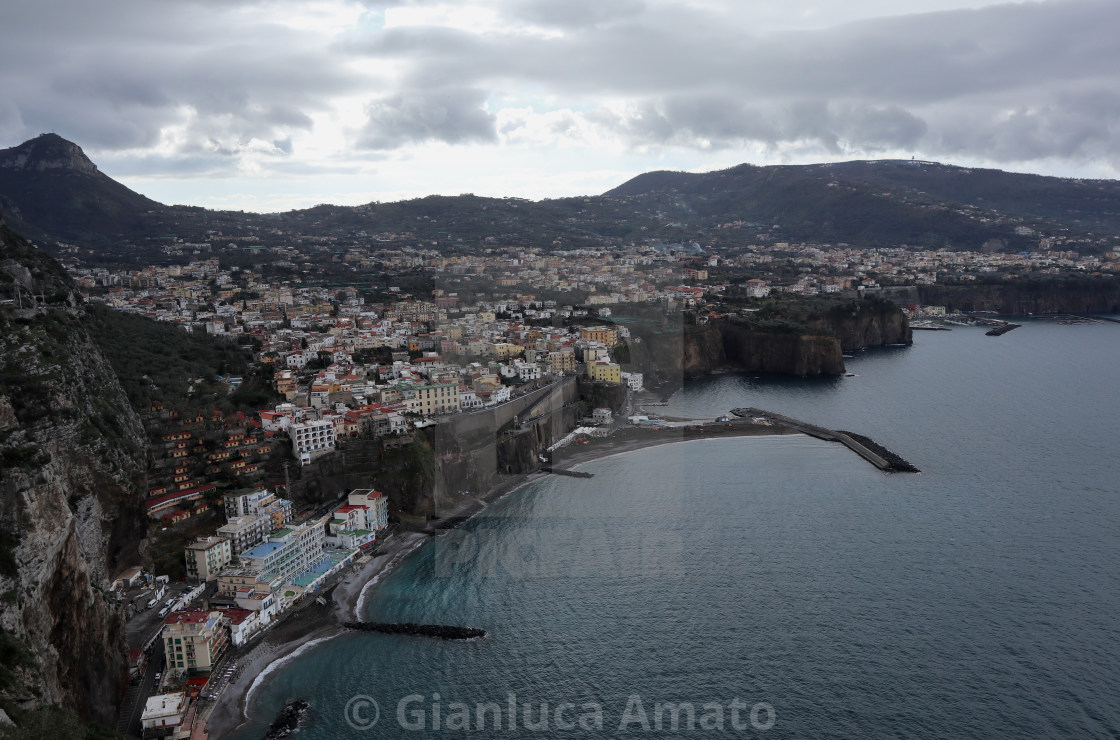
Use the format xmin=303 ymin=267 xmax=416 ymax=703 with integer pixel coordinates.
xmin=229 ymin=320 xmax=1120 ymax=739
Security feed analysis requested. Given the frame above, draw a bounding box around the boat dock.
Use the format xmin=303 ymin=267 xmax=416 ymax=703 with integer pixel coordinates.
xmin=730 ymin=407 xmax=919 ymax=472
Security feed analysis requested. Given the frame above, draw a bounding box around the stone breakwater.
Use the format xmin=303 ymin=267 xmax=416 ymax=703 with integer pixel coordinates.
xmin=262 ymin=699 xmax=309 ymax=739
xmin=731 ymin=407 xmax=920 ymax=473
xmin=342 ymin=622 xmax=487 ymax=640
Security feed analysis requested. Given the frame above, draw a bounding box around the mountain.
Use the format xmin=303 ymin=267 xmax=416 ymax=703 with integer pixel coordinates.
xmin=1 ymin=133 xmax=1118 ymax=256
xmin=604 ymin=160 xmax=1120 ymax=249
xmin=0 ymin=133 xmax=163 ymax=245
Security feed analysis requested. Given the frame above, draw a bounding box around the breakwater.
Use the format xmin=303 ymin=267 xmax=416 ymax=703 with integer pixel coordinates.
xmin=730 ymin=407 xmax=919 ymax=473
xmin=985 ymin=323 xmax=1021 ymax=336
xmin=539 ymin=466 xmax=594 ymax=478
xmin=262 ymin=699 xmax=309 ymax=739
xmin=342 ymin=622 xmax=486 ymax=640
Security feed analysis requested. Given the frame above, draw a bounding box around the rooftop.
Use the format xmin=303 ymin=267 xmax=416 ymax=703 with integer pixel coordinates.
xmin=242 ymin=540 xmax=285 ymax=559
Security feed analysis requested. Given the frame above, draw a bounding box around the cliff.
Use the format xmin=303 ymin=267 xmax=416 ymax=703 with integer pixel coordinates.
xmin=917 ymin=279 xmax=1120 ymax=314
xmin=625 ymin=298 xmax=910 ymax=388
xmin=0 ymin=222 xmax=147 ymax=727
xmin=292 ymin=379 xmax=582 ymax=521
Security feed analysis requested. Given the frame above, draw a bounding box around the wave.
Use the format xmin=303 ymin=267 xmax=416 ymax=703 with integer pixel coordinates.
xmin=243 ymin=633 xmax=340 ymax=718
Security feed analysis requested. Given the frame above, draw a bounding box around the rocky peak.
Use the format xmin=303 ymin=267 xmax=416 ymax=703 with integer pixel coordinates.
xmin=0 ymin=133 xmax=99 ymax=175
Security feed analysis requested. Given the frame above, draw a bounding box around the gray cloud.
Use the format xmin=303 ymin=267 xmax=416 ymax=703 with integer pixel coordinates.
xmin=2 ymin=0 xmax=1118 ymax=179
xmin=357 ymin=88 xmax=497 ymax=149
xmin=498 ymin=0 xmax=646 ymax=29
xmin=362 ymin=0 xmax=1117 ymax=164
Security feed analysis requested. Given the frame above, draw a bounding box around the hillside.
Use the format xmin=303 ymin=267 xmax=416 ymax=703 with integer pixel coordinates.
xmin=2 ymin=134 xmax=1118 ymax=258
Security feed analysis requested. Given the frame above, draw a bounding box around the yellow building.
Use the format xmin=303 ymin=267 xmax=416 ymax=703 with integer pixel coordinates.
xmin=491 ymin=342 xmax=524 ymax=360
xmin=580 ymin=326 xmax=619 ymax=346
xmin=548 ymin=350 xmax=577 ymax=374
xmin=587 ymin=362 xmax=622 ymax=384
xmin=162 ymin=611 xmax=230 ymax=675
xmin=402 ymin=381 xmax=461 ymax=416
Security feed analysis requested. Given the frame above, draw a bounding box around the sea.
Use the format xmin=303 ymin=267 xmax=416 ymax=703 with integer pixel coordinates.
xmin=227 ymin=318 xmax=1120 ymax=739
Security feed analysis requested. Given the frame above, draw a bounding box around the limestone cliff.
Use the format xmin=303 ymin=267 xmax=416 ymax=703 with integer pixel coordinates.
xmin=0 ymin=222 xmax=147 ymax=726
xmin=917 ymin=279 xmax=1120 ymax=314
xmin=625 ymin=298 xmax=910 ymax=388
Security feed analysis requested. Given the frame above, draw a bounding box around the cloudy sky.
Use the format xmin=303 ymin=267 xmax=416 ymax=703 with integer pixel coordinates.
xmin=1 ymin=0 xmax=1116 ymax=211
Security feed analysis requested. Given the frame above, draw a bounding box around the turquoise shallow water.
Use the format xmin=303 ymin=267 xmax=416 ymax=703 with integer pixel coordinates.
xmin=229 ymin=319 xmax=1120 ymax=739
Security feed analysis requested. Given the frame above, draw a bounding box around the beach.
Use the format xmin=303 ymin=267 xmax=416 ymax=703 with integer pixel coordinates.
xmin=203 ymin=416 xmax=788 ymax=738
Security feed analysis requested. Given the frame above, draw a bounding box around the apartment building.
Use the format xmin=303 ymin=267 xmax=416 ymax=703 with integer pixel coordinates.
xmin=289 ymin=419 xmax=336 ymax=465
xmin=183 ymin=536 xmax=232 ymax=582
xmin=162 ymin=611 xmax=230 ymax=675
xmin=217 ymin=515 xmax=268 ymax=556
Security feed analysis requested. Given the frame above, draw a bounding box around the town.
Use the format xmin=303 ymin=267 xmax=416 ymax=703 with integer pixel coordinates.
xmin=68 ymin=231 xmax=1118 ymax=738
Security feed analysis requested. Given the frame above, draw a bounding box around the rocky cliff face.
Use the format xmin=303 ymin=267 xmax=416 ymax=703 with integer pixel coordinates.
xmin=0 ymin=223 xmax=147 ymax=725
xmin=713 ymin=324 xmax=846 ymax=377
xmin=0 ymin=134 xmax=99 ymax=175
xmin=917 ymin=280 xmax=1120 ymax=314
xmin=627 ymin=299 xmax=910 ymax=388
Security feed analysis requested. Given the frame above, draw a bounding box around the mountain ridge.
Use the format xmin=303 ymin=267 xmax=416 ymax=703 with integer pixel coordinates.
xmin=2 ymin=133 xmax=1118 ymax=256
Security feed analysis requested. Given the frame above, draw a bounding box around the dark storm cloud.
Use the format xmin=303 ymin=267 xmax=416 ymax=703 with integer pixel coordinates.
xmin=357 ymin=88 xmax=497 ymax=149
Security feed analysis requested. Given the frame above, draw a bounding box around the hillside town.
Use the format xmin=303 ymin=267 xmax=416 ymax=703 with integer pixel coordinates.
xmin=61 ymin=234 xmax=1120 ymax=738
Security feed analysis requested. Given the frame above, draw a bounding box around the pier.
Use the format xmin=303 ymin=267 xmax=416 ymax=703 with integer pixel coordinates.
xmin=343 ymin=622 xmax=487 ymax=639
xmin=730 ymin=408 xmax=919 ymax=472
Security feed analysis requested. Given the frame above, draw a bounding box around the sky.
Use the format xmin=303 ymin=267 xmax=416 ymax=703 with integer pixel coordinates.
xmin=2 ymin=0 xmax=1118 ymax=212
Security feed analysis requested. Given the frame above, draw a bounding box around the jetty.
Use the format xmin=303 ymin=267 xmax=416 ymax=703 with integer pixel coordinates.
xmin=985 ymin=322 xmax=1020 ymax=336
xmin=730 ymin=408 xmax=919 ymax=472
xmin=539 ymin=466 xmax=594 ymax=478
xmin=343 ymin=621 xmax=486 ymax=640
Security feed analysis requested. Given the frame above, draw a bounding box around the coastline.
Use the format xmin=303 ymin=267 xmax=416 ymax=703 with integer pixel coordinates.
xmin=204 ymin=417 xmax=788 ymax=738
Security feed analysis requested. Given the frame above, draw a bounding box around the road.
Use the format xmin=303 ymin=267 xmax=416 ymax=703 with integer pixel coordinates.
xmin=116 ymin=650 xmax=165 ymax=737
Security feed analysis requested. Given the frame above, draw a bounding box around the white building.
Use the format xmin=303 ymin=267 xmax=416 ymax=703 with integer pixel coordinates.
xmin=239 ymin=517 xmax=328 ymax=585
xmin=290 ymin=419 xmax=336 ymax=465
xmin=458 ymin=387 xmax=483 ymax=410
xmin=217 ymin=516 xmax=268 ymax=556
xmin=349 ymin=489 xmax=390 ymax=531
xmin=620 ymin=371 xmax=644 ymax=391
xmin=141 ymin=693 xmax=188 ymax=735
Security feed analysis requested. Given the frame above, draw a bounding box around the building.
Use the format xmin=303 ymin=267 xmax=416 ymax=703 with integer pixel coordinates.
xmin=587 ymin=362 xmax=622 ymax=384
xmin=239 ymin=518 xmax=327 ymax=586
xmin=547 ymin=350 xmax=577 ymax=374
xmin=620 ymin=371 xmax=644 ymax=391
xmin=140 ymin=692 xmax=188 ymax=736
xmin=162 ymin=611 xmax=230 ymax=675
xmin=217 ymin=515 xmax=268 ymax=556
xmin=183 ymin=536 xmax=232 ymax=583
xmin=216 ymin=567 xmax=279 ymax=598
xmin=289 ymin=419 xmax=336 ymax=465
xmin=349 ymin=489 xmax=390 ymax=531
xmin=580 ymin=326 xmax=619 ymax=346
xmin=224 ymin=488 xmax=293 ymax=530
xmin=399 ymin=380 xmax=460 ymax=417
